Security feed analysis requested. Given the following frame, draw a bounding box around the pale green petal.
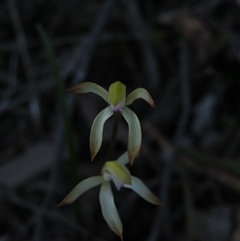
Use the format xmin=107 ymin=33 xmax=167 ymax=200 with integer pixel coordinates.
xmin=90 ymin=107 xmax=113 ymax=160
xmin=67 ymin=82 xmax=108 ymax=102
xmin=102 ymin=161 xmax=131 ymax=189
xmin=122 ymin=107 xmax=141 ymax=164
xmin=117 ymin=151 xmax=129 ymax=166
xmin=124 ymin=176 xmax=161 ymax=205
xmin=58 ymin=176 xmax=103 ymax=206
xmin=126 ymin=88 xmax=155 ymax=107
xmin=99 ymin=181 xmax=123 ymax=240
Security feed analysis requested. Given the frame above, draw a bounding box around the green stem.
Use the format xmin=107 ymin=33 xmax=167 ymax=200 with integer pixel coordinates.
xmin=36 ymin=24 xmax=77 ymax=185
xmin=107 ymin=112 xmax=121 ymax=160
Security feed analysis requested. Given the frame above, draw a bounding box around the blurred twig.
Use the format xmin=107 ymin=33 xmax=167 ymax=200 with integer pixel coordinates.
xmin=144 ymin=122 xmax=240 ymax=193
xmin=121 ymin=0 xmax=160 ymax=92
xmin=5 ymin=0 xmax=41 ymax=127
xmin=225 ymin=129 xmax=240 ymax=157
xmin=31 ymin=122 xmax=65 ymax=241
xmin=180 ymin=147 xmax=240 ymax=176
xmin=63 ymin=0 xmax=117 ymax=84
xmin=0 ymin=188 xmax=107 ymax=241
xmin=179 ymin=156 xmax=240 ymax=193
xmin=147 ymin=38 xmax=191 ymax=241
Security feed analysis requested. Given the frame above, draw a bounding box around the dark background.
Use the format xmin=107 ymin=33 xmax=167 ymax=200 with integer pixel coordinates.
xmin=1 ymin=0 xmax=240 ymax=241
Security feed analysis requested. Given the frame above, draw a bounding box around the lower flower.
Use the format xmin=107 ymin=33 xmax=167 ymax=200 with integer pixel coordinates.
xmin=58 ymin=152 xmax=161 ymax=240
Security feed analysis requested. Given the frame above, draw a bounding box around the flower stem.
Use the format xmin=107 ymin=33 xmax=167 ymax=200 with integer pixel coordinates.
xmin=108 ymin=112 xmax=121 ymax=160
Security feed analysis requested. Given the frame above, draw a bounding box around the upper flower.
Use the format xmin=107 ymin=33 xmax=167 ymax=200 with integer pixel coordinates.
xmin=67 ymin=81 xmax=155 ymax=164
xmin=58 ymin=152 xmax=161 ymax=240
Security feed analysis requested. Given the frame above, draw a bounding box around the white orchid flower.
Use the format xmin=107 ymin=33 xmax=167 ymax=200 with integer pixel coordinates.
xmin=67 ymin=81 xmax=155 ymax=164
xmin=58 ymin=152 xmax=161 ymax=240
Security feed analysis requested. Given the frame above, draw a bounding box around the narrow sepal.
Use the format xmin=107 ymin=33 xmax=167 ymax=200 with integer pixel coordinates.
xmin=67 ymin=82 xmax=109 ymax=102
xmin=126 ymin=88 xmax=155 ymax=107
xmin=100 ymin=181 xmax=123 ymax=240
xmin=90 ymin=107 xmax=113 ymax=161
xmin=57 ymin=176 xmax=103 ymax=206
xmin=124 ymin=176 xmax=162 ymax=205
xmin=122 ymin=107 xmax=142 ymax=164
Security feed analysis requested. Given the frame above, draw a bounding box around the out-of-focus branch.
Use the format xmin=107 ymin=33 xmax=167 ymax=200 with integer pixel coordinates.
xmin=121 ymin=0 xmax=160 ymax=92
xmin=32 ymin=121 xmax=65 ymax=241
xmin=5 ymin=0 xmax=41 ymax=127
xmin=63 ymin=0 xmax=117 ymax=86
xmin=0 ymin=188 xmax=107 ymax=241
xmin=147 ymin=39 xmax=191 ymax=241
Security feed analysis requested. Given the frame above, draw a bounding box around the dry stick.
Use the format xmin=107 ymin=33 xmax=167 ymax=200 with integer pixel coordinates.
xmin=145 ymin=122 xmax=240 ymax=193
xmin=8 ymin=52 xmax=19 ymax=85
xmin=147 ymin=38 xmax=191 ymax=241
xmin=193 ymin=0 xmax=225 ymax=15
xmin=32 ymin=120 xmax=65 ymax=241
xmin=224 ymin=127 xmax=240 ymax=157
xmin=120 ymin=0 xmax=160 ymax=93
xmin=5 ymin=0 xmax=41 ymax=127
xmin=63 ymin=0 xmax=117 ymax=85
xmin=0 ymin=189 xmax=107 ymax=241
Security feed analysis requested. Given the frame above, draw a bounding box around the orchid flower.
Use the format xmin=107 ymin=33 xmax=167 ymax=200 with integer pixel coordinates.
xmin=67 ymin=81 xmax=155 ymax=164
xmin=58 ymin=152 xmax=161 ymax=240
